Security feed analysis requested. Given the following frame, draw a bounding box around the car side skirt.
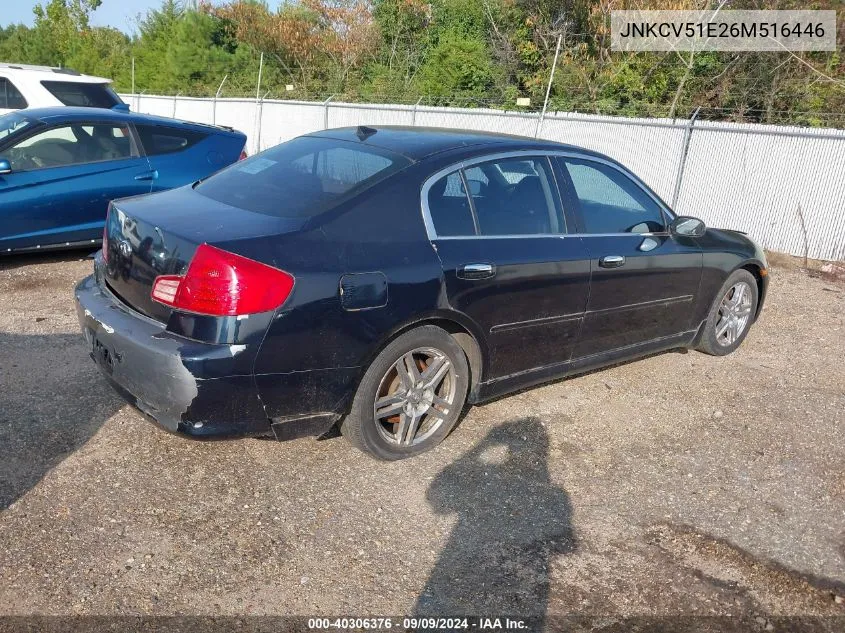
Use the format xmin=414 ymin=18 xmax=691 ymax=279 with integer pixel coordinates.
xmin=474 ymin=328 xmax=700 ymax=403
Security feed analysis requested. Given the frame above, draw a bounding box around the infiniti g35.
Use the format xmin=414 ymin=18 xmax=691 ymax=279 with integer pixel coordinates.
xmin=75 ymin=127 xmax=768 ymax=459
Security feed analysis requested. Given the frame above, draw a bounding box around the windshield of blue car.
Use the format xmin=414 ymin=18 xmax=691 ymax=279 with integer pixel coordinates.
xmin=0 ymin=112 xmax=34 ymax=142
xmin=196 ymin=136 xmax=411 ymax=218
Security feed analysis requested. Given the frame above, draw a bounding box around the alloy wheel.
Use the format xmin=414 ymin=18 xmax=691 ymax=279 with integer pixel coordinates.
xmin=715 ymin=281 xmax=753 ymax=347
xmin=373 ymin=347 xmax=457 ymax=446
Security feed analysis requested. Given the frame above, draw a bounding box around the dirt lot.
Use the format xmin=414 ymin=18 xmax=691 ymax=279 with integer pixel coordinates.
xmin=0 ymin=252 xmax=843 ymax=630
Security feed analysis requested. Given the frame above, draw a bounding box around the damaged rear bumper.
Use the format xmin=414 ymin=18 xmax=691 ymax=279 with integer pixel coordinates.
xmin=74 ymin=273 xmax=273 ymax=438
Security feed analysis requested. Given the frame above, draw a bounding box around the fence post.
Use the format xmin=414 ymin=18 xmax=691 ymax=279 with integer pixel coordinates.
xmin=131 ymin=57 xmax=135 ymax=110
xmin=671 ymin=106 xmax=701 ymax=210
xmin=535 ymin=34 xmax=562 ymax=139
xmin=255 ymin=92 xmax=269 ymax=155
xmin=172 ymin=93 xmax=179 ymax=118
xmin=255 ymin=52 xmax=264 ymax=102
xmin=412 ymin=96 xmax=423 ymax=126
xmin=323 ymin=95 xmax=334 ymax=130
xmin=213 ymin=75 xmax=228 ymax=126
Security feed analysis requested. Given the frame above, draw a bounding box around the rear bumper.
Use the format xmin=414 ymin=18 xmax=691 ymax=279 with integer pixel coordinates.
xmin=74 ymin=273 xmax=273 ymax=438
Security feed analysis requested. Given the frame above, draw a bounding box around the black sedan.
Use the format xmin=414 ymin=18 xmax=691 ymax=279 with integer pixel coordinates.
xmin=75 ymin=126 xmax=768 ymax=459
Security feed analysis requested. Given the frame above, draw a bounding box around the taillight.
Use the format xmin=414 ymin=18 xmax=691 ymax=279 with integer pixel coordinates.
xmin=239 ymin=149 xmax=248 ymax=161
xmin=151 ymin=244 xmax=294 ymax=316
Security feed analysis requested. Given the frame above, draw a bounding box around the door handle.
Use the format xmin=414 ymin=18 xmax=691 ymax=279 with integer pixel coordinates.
xmin=457 ymin=263 xmax=496 ymax=280
xmin=134 ymin=170 xmax=159 ymax=181
xmin=599 ymin=255 xmax=626 ymax=268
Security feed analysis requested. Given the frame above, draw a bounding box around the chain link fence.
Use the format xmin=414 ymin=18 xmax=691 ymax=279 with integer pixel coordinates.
xmin=121 ymin=55 xmax=845 ymax=262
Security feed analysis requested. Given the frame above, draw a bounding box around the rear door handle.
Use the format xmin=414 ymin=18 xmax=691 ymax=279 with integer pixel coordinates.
xmin=599 ymin=255 xmax=626 ymax=268
xmin=457 ymin=263 xmax=496 ymax=280
xmin=134 ymin=170 xmax=159 ymax=181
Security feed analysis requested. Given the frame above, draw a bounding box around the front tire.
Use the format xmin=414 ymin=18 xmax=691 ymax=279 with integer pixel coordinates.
xmin=697 ymin=269 xmax=758 ymax=356
xmin=340 ymin=325 xmax=469 ymax=460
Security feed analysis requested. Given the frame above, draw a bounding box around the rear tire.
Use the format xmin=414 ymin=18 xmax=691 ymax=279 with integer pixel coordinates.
xmin=697 ymin=269 xmax=758 ymax=356
xmin=340 ymin=325 xmax=469 ymax=460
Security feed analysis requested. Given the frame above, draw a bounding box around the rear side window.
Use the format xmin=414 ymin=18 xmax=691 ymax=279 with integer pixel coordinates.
xmin=135 ymin=125 xmax=208 ymax=155
xmin=0 ymin=77 xmax=27 ymax=109
xmin=196 ymin=136 xmax=411 ymax=217
xmin=427 ymin=156 xmax=564 ymax=237
xmin=40 ymin=81 xmax=121 ymax=108
xmin=467 ymin=157 xmax=562 ymax=236
xmin=427 ymin=171 xmax=476 ymax=237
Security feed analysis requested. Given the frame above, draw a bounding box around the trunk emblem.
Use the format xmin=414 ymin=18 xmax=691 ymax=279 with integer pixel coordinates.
xmin=118 ymin=240 xmax=132 ymax=258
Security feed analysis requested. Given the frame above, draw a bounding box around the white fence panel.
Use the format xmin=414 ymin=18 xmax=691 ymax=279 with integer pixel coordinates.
xmin=131 ymin=95 xmax=176 ymax=118
xmin=171 ymin=97 xmax=215 ymax=127
xmin=415 ymin=106 xmax=538 ymax=138
xmin=257 ymin=100 xmax=324 ymax=152
xmin=678 ymin=123 xmax=845 ymax=260
xmin=541 ymin=114 xmax=686 ymax=203
xmin=328 ymin=103 xmax=416 ymax=129
xmin=120 ymin=93 xmax=845 ymax=260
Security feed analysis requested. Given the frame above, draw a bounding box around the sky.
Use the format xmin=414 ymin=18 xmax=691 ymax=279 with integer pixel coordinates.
xmin=1 ymin=0 xmax=160 ymax=34
xmin=0 ymin=0 xmax=283 ymax=35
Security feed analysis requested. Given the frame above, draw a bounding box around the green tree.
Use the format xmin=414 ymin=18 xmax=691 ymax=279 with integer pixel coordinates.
xmin=415 ymin=33 xmax=495 ymax=103
xmin=31 ymin=0 xmax=103 ymax=64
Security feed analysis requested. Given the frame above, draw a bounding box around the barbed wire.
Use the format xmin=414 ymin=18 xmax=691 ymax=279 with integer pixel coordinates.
xmin=121 ymin=51 xmax=845 ymax=129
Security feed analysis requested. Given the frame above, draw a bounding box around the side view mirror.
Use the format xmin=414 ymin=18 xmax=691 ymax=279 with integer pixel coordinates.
xmin=0 ymin=158 xmax=10 ymax=175
xmin=670 ymin=215 xmax=706 ymax=238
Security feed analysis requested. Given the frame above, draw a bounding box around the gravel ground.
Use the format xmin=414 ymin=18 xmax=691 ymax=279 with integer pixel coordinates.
xmin=0 ymin=252 xmax=843 ymax=630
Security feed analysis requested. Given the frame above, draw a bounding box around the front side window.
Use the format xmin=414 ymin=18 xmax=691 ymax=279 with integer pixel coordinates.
xmin=40 ymin=81 xmax=121 ymax=108
xmin=196 ymin=135 xmax=411 ymax=217
xmin=6 ymin=123 xmax=133 ymax=171
xmin=0 ymin=77 xmax=28 ymax=110
xmin=0 ymin=112 xmax=34 ymax=142
xmin=562 ymin=159 xmax=666 ymax=234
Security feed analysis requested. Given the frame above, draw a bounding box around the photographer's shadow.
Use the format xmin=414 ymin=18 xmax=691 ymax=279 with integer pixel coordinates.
xmin=0 ymin=331 xmax=124 ymax=509
xmin=415 ymin=417 xmax=576 ymax=621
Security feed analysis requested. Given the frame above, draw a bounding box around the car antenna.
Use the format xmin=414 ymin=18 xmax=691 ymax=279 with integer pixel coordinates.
xmin=356 ymin=125 xmax=377 ymax=141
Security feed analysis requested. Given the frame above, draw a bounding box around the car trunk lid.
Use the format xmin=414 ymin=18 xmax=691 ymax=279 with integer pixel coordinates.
xmin=103 ymin=185 xmax=306 ymax=323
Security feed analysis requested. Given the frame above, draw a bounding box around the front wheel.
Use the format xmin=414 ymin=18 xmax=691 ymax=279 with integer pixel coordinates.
xmin=697 ymin=269 xmax=759 ymax=356
xmin=340 ymin=325 xmax=469 ymax=460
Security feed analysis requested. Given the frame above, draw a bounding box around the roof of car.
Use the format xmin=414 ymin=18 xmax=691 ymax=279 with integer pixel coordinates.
xmin=308 ymin=125 xmax=609 ymax=162
xmin=0 ymin=63 xmax=111 ymax=83
xmin=18 ymin=107 xmax=242 ymax=136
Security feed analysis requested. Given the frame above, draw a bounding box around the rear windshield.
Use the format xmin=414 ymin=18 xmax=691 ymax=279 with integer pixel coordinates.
xmin=196 ymin=136 xmax=411 ymax=217
xmin=40 ymin=81 xmax=122 ymax=108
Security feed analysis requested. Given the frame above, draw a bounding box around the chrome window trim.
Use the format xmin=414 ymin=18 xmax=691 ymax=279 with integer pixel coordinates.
xmin=458 ymin=169 xmax=481 ymax=235
xmin=433 ymin=232 xmax=670 ymax=240
xmin=419 ymin=148 xmax=676 ymax=241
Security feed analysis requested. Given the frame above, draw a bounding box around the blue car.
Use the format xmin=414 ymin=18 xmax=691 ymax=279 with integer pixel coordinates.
xmin=0 ymin=107 xmax=246 ymax=253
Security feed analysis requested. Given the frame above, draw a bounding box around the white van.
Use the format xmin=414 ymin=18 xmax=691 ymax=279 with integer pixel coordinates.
xmin=0 ymin=63 xmax=128 ymax=116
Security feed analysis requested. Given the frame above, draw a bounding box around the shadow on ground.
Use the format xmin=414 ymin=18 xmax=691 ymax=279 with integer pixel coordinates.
xmin=0 ymin=332 xmax=124 ymax=509
xmin=415 ymin=417 xmax=575 ymax=623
